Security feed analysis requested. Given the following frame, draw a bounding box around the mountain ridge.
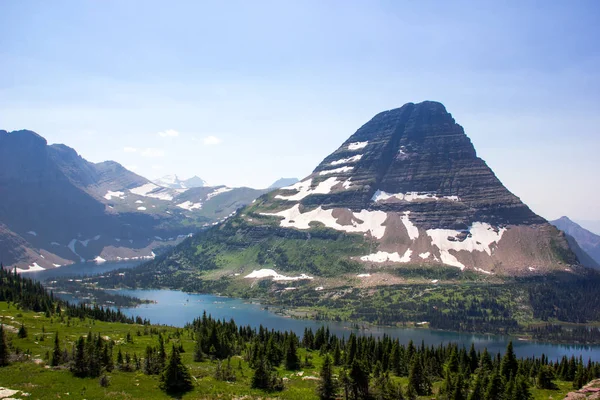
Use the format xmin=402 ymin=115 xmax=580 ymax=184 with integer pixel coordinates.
xmin=551 ymin=216 xmax=600 ymax=267
xmin=0 ymin=130 xmax=267 ymax=271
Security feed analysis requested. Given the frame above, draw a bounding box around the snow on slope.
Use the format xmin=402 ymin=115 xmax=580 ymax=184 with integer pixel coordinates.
xmin=275 ymin=177 xmax=340 ymax=201
xmin=261 ymin=204 xmax=388 ymax=239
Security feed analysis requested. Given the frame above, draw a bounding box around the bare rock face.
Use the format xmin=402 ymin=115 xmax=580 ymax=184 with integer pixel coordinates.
xmin=564 ymin=379 xmax=600 ymax=399
xmin=246 ymin=101 xmax=580 ymax=275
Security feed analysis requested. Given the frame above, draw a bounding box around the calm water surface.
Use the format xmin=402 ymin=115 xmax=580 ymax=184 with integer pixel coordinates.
xmin=31 ymin=261 xmax=600 ymax=361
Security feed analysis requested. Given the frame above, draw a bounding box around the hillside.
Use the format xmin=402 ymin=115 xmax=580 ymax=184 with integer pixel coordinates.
xmin=0 ymin=130 xmax=267 ymax=271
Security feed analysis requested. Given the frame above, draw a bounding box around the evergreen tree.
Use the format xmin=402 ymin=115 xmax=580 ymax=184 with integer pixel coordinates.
xmin=349 ymin=359 xmax=369 ymax=399
xmin=317 ymin=355 xmax=337 ymax=400
xmin=536 ymin=365 xmax=557 ymax=389
xmin=513 ymin=374 xmax=532 ymax=400
xmin=468 ymin=343 xmax=479 ymax=373
xmin=284 ymin=335 xmax=300 ymax=370
xmin=251 ymin=358 xmax=271 ymax=389
xmin=160 ymin=345 xmax=194 ymax=395
xmin=500 ymin=342 xmax=518 ymax=381
xmin=408 ymin=355 xmax=431 ymax=396
xmin=467 ymin=373 xmax=483 ymax=400
xmin=0 ymin=325 xmax=9 ymax=366
xmin=51 ymin=332 xmax=61 ymax=366
xmin=157 ymin=334 xmax=166 ymax=371
xmin=17 ymin=323 xmax=27 ymax=338
xmin=390 ymin=341 xmax=402 ymax=376
xmin=573 ymin=364 xmax=585 ymax=389
xmin=71 ymin=337 xmax=87 ymax=377
xmin=484 ymin=371 xmax=504 ymax=400
xmin=333 ymin=341 xmax=343 ymax=366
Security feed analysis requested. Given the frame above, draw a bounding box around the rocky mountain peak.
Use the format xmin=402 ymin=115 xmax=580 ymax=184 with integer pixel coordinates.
xmin=243 ymin=101 xmax=578 ymax=274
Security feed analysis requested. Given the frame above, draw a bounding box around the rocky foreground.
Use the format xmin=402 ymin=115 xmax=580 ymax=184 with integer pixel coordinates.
xmin=564 ymin=379 xmax=600 ymax=399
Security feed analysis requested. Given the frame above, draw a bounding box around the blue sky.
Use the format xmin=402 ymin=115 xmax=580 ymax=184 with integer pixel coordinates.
xmin=1 ymin=1 xmax=599 ymax=221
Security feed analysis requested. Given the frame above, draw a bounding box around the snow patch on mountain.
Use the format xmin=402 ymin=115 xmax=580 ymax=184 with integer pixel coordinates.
xmin=330 ymin=154 xmax=363 ymax=166
xmin=372 ymin=190 xmax=460 ymax=203
xmin=104 ymin=190 xmax=125 ymax=200
xmin=130 ymin=183 xmax=174 ymax=201
xmin=319 ymin=166 xmax=354 ymax=176
xmin=275 ymin=178 xmax=340 ymax=201
xmin=262 ymin=204 xmax=388 ymax=239
xmin=401 ymin=211 xmax=419 ymax=240
xmin=348 ymin=141 xmax=368 ymax=150
xmin=206 ymin=187 xmax=233 ymax=200
xmin=16 ymin=262 xmax=45 ymax=273
xmin=177 ymin=201 xmax=202 ymax=211
xmin=68 ymin=239 xmax=85 ymax=262
xmin=244 ymin=269 xmax=314 ymax=281
xmin=426 ymin=222 xmax=507 ymax=270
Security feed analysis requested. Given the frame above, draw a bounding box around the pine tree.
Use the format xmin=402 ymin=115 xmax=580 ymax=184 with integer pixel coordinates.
xmin=157 ymin=334 xmax=166 ymax=370
xmin=408 ymin=355 xmax=431 ymax=396
xmin=160 ymin=345 xmax=193 ymax=395
xmin=284 ymin=335 xmax=300 ymax=370
xmin=349 ymin=359 xmax=369 ymax=400
xmin=513 ymin=374 xmax=532 ymax=400
xmin=484 ymin=371 xmax=504 ymax=400
xmin=17 ymin=323 xmax=27 ymax=338
xmin=467 ymin=373 xmax=483 ymax=400
xmin=333 ymin=341 xmax=342 ymax=366
xmin=51 ymin=332 xmax=61 ymax=366
xmin=0 ymin=325 xmax=9 ymax=366
xmin=317 ymin=355 xmax=336 ymax=400
xmin=500 ymin=342 xmax=518 ymax=381
xmin=251 ymin=358 xmax=271 ymax=390
xmin=536 ymin=365 xmax=556 ymax=389
xmin=71 ymin=337 xmax=87 ymax=377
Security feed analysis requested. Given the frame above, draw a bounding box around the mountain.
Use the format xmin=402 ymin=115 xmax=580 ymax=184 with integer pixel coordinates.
xmin=268 ymin=177 xmax=299 ymax=189
xmin=136 ymin=101 xmax=582 ymax=288
xmin=153 ymin=175 xmax=207 ymax=189
xmin=0 ymin=130 xmax=266 ymax=271
xmin=184 ymin=176 xmax=207 ymax=188
xmin=153 ymin=174 xmax=187 ymax=189
xmin=551 ymin=216 xmax=600 ymax=268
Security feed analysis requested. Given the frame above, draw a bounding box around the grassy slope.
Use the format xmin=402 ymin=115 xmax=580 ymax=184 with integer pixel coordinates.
xmin=0 ymin=302 xmax=576 ymax=400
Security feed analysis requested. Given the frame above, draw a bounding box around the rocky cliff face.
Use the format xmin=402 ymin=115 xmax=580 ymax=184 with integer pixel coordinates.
xmin=242 ymin=101 xmax=578 ymax=275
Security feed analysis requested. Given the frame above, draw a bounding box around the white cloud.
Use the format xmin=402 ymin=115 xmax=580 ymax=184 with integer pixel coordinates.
xmin=123 ymin=146 xmax=138 ymax=153
xmin=158 ymin=129 xmax=180 ymax=138
xmin=141 ymin=148 xmax=165 ymax=158
xmin=203 ymin=135 xmax=222 ymax=145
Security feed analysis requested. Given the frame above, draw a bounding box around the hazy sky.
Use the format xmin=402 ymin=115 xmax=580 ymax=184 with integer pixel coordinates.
xmin=1 ymin=1 xmax=599 ymax=221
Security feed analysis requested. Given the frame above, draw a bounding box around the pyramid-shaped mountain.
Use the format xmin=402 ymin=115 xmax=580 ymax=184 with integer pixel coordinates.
xmin=138 ymin=101 xmax=581 ymax=281
xmin=243 ymin=101 xmax=577 ymax=274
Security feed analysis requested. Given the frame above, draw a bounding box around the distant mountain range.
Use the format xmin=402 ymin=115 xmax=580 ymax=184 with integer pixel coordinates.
xmin=551 ymin=216 xmax=600 ymax=268
xmin=153 ymin=175 xmax=207 ymax=190
xmin=0 ymin=129 xmax=268 ymax=271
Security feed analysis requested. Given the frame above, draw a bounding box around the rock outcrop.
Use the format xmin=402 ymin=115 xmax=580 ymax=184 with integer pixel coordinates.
xmin=564 ymin=379 xmax=600 ymax=399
